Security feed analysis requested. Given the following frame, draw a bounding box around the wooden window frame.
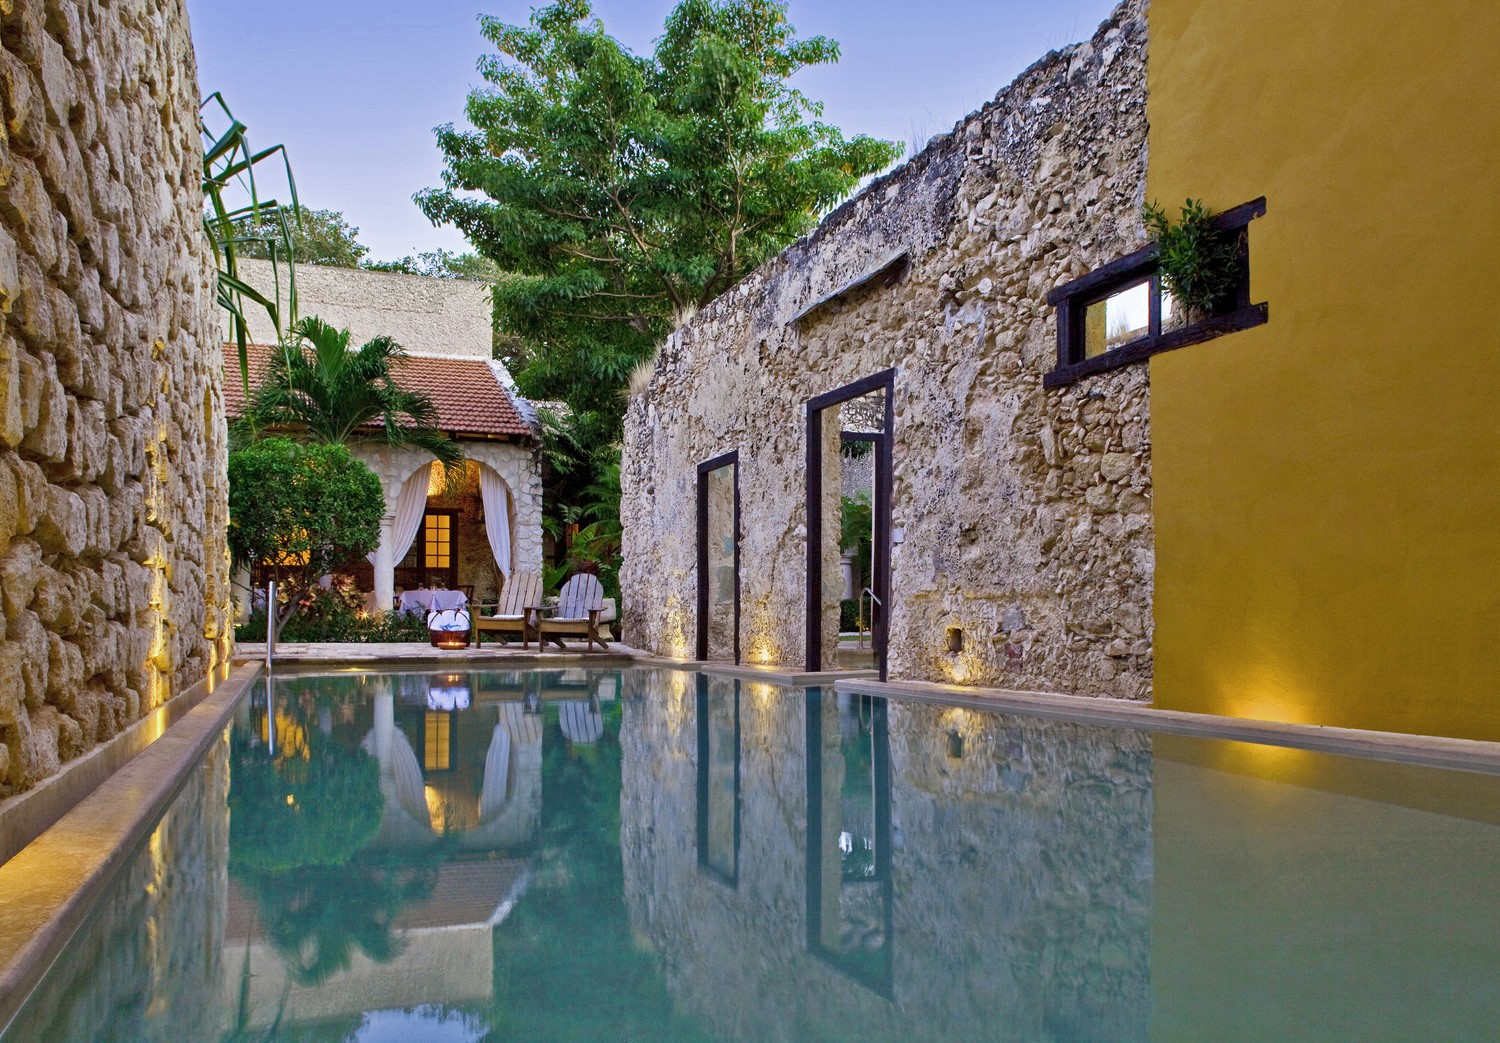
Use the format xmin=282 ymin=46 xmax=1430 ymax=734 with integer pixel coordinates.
xmin=1044 ymin=197 xmax=1268 ymax=388
xmin=420 ymin=508 xmax=459 ymax=590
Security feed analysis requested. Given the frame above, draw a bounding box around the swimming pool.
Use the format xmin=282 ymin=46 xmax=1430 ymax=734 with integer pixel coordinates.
xmin=6 ymin=666 xmax=1500 ymax=1040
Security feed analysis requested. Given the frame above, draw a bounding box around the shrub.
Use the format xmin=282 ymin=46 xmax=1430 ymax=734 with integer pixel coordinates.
xmin=227 ymin=437 xmax=385 ymax=593
xmin=235 ymin=599 xmax=429 ymax=644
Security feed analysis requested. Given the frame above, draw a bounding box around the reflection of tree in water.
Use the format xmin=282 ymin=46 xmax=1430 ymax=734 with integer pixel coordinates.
xmin=229 ymin=726 xmax=381 ymax=873
xmin=234 ymin=853 xmax=438 ymax=986
xmin=486 ymin=701 xmax=709 ymax=1042
xmin=227 ymin=699 xmax=438 ymax=990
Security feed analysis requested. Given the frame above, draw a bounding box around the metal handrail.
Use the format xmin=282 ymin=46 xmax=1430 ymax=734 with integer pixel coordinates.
xmin=265 ymin=580 xmax=276 ymax=669
xmin=857 ymin=586 xmax=881 ymax=650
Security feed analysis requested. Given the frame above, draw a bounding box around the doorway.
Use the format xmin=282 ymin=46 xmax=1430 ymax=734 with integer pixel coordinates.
xmin=696 ymin=451 xmax=741 ymax=663
xmin=806 ymin=370 xmax=894 ymax=679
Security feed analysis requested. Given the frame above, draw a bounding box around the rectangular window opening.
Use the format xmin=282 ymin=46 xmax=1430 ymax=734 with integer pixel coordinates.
xmin=1044 ymin=197 xmax=1268 ymax=388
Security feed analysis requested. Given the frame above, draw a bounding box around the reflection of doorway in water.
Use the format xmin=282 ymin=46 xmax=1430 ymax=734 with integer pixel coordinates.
xmin=805 ymin=688 xmax=892 ymax=995
xmin=695 ymin=674 xmax=741 ymax=884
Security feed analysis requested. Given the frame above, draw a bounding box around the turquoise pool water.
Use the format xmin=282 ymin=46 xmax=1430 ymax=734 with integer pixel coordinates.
xmin=6 ymin=667 xmax=1500 ymax=1041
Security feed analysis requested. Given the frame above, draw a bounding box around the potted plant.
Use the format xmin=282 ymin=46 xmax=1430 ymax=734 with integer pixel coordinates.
xmin=1143 ymin=198 xmax=1242 ymax=327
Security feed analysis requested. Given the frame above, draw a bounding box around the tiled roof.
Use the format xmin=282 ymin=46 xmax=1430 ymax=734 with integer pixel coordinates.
xmin=222 ymin=343 xmax=535 ymax=441
xmin=225 ymin=859 xmax=528 ymax=941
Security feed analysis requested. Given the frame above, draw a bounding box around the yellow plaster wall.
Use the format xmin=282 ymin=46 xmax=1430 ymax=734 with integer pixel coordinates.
xmin=1145 ymin=0 xmax=1500 ymax=738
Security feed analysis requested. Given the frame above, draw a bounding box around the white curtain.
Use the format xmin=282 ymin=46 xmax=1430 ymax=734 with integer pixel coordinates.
xmin=368 ymin=463 xmax=432 ymax=565
xmin=480 ymin=467 xmax=513 ymax=580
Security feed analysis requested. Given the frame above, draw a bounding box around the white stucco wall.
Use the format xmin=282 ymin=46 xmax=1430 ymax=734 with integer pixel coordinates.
xmin=230 ymin=259 xmax=492 ymax=358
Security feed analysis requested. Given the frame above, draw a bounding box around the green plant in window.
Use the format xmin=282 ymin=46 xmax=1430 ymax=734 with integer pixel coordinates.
xmin=1143 ymin=198 xmax=1241 ymax=322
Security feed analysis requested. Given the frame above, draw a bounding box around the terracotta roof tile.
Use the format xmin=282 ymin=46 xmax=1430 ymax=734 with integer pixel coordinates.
xmin=222 ymin=343 xmax=534 ymax=441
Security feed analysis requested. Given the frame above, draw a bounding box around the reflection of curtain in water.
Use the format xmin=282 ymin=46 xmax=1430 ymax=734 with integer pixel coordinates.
xmin=480 ymin=724 xmax=513 ymax=822
xmin=559 ymin=700 xmax=604 ymax=744
xmin=362 ymin=726 xmax=430 ymax=828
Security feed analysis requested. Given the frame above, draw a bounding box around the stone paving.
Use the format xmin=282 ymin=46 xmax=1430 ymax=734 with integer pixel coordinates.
xmin=235 ymin=640 xmax=649 ymax=665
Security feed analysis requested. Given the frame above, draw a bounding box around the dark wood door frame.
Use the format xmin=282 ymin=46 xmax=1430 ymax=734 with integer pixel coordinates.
xmin=805 ymin=369 xmax=895 ymax=680
xmin=696 ymin=450 xmax=741 ymax=663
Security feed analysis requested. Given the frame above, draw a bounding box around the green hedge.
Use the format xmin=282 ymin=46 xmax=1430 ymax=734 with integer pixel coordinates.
xmin=235 ymin=600 xmax=429 ymax=644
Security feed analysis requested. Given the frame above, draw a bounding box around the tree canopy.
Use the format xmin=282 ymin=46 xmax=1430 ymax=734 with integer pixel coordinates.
xmin=418 ymin=0 xmax=900 ymax=431
xmin=240 ymin=204 xmax=371 ymax=268
xmin=226 ymin=437 xmax=384 ymax=586
xmin=364 ymin=248 xmax=500 ymax=281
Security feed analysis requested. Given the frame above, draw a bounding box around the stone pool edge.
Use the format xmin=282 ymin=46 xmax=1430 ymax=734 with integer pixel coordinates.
xmin=0 ymin=660 xmax=262 ymax=1035
xmin=838 ymin=677 xmax=1500 ymax=776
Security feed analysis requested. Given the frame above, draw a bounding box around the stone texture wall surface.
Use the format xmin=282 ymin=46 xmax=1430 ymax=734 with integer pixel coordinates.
xmin=0 ymin=0 xmax=229 ymax=796
xmin=617 ymin=674 xmax=1152 ymax=1039
xmin=622 ymin=0 xmax=1154 ymax=697
xmin=232 ymin=257 xmax=493 ymax=358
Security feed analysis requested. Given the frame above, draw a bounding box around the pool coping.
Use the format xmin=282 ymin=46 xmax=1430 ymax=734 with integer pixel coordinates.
xmin=0 ymin=662 xmax=246 ymax=867
xmin=235 ymin=641 xmax=652 ymax=665
xmin=0 ymin=660 xmax=263 ymax=1036
xmin=837 ymin=677 xmax=1500 ymax=775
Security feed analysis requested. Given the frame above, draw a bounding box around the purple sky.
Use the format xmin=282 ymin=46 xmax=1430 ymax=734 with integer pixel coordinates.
xmin=187 ymin=0 xmax=1120 ymax=262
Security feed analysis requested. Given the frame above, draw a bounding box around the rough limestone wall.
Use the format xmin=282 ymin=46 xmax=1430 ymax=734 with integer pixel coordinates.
xmin=622 ymin=0 xmax=1153 ymax=697
xmin=0 ymin=0 xmax=230 ymax=796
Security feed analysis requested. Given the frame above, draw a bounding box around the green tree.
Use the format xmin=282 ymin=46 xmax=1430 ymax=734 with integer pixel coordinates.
xmin=420 ymin=0 xmax=897 ymax=580
xmin=240 ymin=204 xmax=371 ymax=268
xmin=418 ymin=0 xmax=899 ymax=433
xmin=363 ymin=248 xmax=499 ymax=281
xmin=226 ymin=437 xmax=384 ymax=590
xmin=238 ymin=315 xmax=465 ymax=470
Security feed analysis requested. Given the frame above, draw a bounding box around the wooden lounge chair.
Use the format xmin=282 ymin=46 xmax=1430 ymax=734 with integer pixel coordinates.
xmin=474 ymin=571 xmax=541 ymax=647
xmin=544 ymin=574 xmax=610 ymax=652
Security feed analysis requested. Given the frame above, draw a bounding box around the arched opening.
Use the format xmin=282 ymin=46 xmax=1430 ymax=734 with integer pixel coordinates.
xmin=390 ymin=460 xmax=518 ymax=604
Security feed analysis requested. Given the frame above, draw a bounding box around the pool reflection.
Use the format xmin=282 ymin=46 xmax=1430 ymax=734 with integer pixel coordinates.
xmin=13 ymin=668 xmax=1500 ymax=1042
xmin=621 ymin=681 xmax=1153 ymax=1041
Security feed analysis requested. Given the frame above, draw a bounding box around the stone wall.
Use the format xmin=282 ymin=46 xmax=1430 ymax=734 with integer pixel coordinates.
xmin=622 ymin=0 xmax=1154 ymax=697
xmin=0 ymin=0 xmax=230 ymax=796
xmin=232 ymin=257 xmax=492 ymax=358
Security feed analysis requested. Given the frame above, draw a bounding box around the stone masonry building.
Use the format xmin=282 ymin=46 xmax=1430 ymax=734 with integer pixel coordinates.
xmin=624 ymin=1 xmax=1154 ymax=698
xmin=224 ymin=260 xmax=544 ymax=613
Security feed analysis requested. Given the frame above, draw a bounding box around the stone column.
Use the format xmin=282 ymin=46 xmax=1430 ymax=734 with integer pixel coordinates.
xmin=373 ymin=513 xmax=396 ymax=614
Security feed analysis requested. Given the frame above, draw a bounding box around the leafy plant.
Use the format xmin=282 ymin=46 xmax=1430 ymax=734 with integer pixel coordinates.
xmin=226 ymin=437 xmax=385 ymax=595
xmin=239 ymin=204 xmax=369 ymax=268
xmin=201 ymin=93 xmax=300 ymax=391
xmin=233 ymin=599 xmax=430 ymax=644
xmin=1143 ymin=198 xmax=1241 ymax=321
xmin=841 ymin=490 xmax=873 ymax=608
xmin=236 ymin=315 xmax=465 ymax=473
